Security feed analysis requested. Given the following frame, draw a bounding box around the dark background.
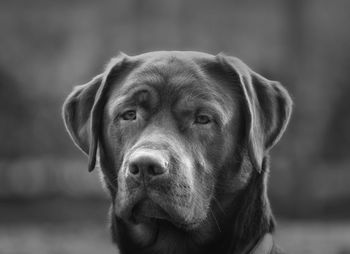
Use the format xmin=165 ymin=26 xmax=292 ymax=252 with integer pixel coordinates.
xmin=1 ymin=0 xmax=350 ymax=253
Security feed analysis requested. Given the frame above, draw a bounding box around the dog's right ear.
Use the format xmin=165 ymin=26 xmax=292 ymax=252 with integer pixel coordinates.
xmin=62 ymin=74 xmax=103 ymax=156
xmin=62 ymin=53 xmax=129 ymax=172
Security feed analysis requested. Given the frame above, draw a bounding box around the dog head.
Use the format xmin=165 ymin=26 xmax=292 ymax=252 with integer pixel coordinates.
xmin=63 ymin=51 xmax=292 ymax=252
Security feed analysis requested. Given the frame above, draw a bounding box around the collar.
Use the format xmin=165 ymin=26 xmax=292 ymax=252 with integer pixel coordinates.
xmin=249 ymin=233 xmax=273 ymax=254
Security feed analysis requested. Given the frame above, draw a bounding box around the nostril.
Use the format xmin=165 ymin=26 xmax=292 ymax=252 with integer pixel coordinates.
xmin=148 ymin=164 xmax=166 ymax=176
xmin=129 ymin=164 xmax=140 ymax=175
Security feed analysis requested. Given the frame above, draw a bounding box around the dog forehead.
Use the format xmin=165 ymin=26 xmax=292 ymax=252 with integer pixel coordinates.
xmin=133 ymin=52 xmax=206 ymax=83
xmin=128 ymin=51 xmax=217 ymax=84
xmin=110 ymin=52 xmax=217 ymax=99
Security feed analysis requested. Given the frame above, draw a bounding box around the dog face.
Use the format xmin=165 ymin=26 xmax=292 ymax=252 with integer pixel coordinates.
xmin=63 ymin=51 xmax=292 ymax=252
xmin=103 ymin=53 xmax=241 ymax=230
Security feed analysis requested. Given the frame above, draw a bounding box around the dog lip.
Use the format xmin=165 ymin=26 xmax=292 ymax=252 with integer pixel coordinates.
xmin=132 ymin=198 xmax=170 ymax=223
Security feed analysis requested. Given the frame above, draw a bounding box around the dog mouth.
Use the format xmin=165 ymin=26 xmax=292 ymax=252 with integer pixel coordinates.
xmin=131 ymin=199 xmax=170 ymax=223
xmin=129 ymin=197 xmax=204 ymax=231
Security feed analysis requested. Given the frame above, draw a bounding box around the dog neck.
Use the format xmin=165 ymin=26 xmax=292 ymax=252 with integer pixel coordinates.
xmin=109 ymin=162 xmax=275 ymax=254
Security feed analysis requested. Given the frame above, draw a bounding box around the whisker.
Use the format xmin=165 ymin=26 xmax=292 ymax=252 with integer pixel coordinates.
xmin=213 ymin=197 xmax=226 ymax=216
xmin=210 ymin=208 xmax=222 ymax=233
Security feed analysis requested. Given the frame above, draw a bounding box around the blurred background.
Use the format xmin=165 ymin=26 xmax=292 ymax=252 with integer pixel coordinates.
xmin=0 ymin=0 xmax=350 ymax=253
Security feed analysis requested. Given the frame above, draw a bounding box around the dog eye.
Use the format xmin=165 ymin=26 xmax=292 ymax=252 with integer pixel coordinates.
xmin=194 ymin=114 xmax=211 ymax=124
xmin=121 ymin=110 xmax=137 ymax=121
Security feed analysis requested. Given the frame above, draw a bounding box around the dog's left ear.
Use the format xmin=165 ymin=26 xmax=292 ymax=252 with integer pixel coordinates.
xmin=217 ymin=54 xmax=293 ymax=172
xmin=62 ymin=53 xmax=129 ymax=172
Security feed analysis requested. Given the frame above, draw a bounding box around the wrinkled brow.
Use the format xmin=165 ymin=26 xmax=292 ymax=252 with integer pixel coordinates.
xmin=107 ymin=84 xmax=158 ymax=117
xmin=106 ymin=66 xmax=233 ymax=123
xmin=177 ymin=91 xmax=231 ymax=126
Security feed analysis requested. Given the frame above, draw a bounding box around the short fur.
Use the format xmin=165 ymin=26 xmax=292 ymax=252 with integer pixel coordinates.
xmin=62 ymin=51 xmax=292 ymax=254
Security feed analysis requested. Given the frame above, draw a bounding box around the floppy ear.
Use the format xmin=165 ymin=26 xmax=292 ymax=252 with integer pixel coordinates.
xmin=217 ymin=54 xmax=293 ymax=172
xmin=62 ymin=54 xmax=128 ymax=172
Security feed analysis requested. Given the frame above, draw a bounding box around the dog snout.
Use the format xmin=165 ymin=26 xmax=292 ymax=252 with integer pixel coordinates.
xmin=127 ymin=149 xmax=169 ymax=182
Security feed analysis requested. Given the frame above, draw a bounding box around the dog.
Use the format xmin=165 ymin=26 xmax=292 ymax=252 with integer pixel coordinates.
xmin=62 ymin=51 xmax=292 ymax=254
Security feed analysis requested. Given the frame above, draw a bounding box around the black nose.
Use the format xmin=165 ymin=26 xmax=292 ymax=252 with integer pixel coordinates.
xmin=128 ymin=150 xmax=168 ymax=181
